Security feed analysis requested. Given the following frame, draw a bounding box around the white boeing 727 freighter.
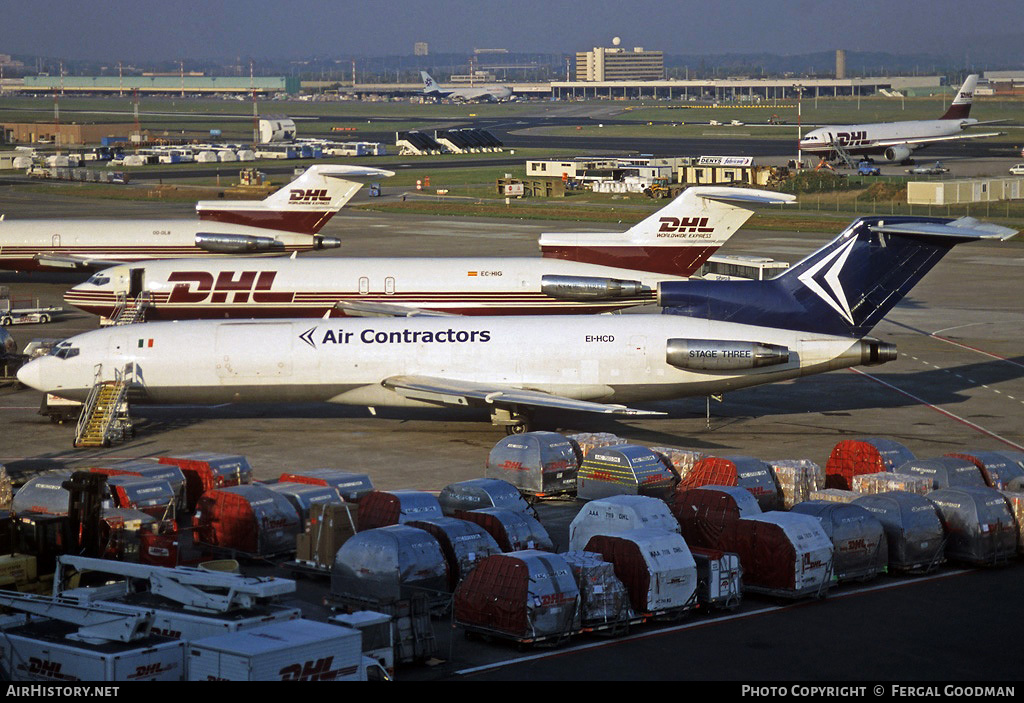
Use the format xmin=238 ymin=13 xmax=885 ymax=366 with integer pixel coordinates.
xmin=19 ymin=215 xmax=1014 ymax=433
xmin=64 ymin=187 xmax=792 ymax=319
xmin=0 ymin=165 xmax=393 ymax=272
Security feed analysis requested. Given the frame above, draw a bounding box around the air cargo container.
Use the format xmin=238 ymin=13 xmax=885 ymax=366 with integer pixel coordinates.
xmin=689 ymin=547 xmax=743 ymax=609
xmin=718 ymin=513 xmax=834 ymax=599
xmin=330 ymin=525 xmax=449 ymax=608
xmin=357 ymin=490 xmax=443 ymax=531
xmin=11 ymin=470 xmax=73 ymax=515
xmin=926 ymin=486 xmax=1017 ymax=566
xmin=188 ymin=619 xmax=383 ymax=681
xmin=193 ymin=484 xmax=301 ymax=556
xmin=584 ymin=529 xmax=698 ymax=617
xmin=894 ymin=457 xmax=987 ymax=489
xmin=670 ymin=486 xmax=761 ymax=549
xmin=577 ymin=444 xmax=677 ymax=501
xmin=438 ymin=478 xmax=536 ymax=518
xmin=853 ymin=491 xmax=946 ymax=572
xmin=680 ymin=456 xmax=782 ymax=511
xmin=454 ymin=550 xmax=581 ymax=645
xmin=650 ymin=447 xmax=706 ymax=484
xmin=454 ymin=507 xmax=554 ymax=552
xmin=158 ymin=453 xmax=252 ymax=509
xmin=486 ymin=432 xmax=578 ymax=497
xmin=267 ymin=481 xmax=343 ymax=528
xmin=105 ymin=475 xmax=177 ymax=520
xmin=946 ymin=451 xmax=1024 ymax=489
xmin=825 ymin=439 xmax=915 ymax=490
xmin=406 ymin=517 xmax=501 ymax=589
xmin=277 ymin=469 xmax=374 ymax=502
xmin=790 ymin=501 xmax=888 ymax=582
xmin=568 ymin=494 xmax=680 ymax=551
xmin=88 ymin=460 xmax=188 ymax=512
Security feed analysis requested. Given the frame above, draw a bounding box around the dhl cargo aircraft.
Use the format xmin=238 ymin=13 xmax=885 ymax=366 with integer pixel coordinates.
xmin=799 ymin=74 xmax=1003 ymax=163
xmin=20 ymin=215 xmax=1014 ymax=433
xmin=0 ymin=165 xmax=393 ymax=272
xmin=64 ymin=187 xmax=793 ymax=319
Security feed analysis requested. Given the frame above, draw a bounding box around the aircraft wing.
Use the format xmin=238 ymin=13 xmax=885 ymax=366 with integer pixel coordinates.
xmin=874 ymin=132 xmax=1004 ymax=148
xmin=333 ymin=300 xmax=457 ymax=317
xmin=382 ymin=375 xmax=665 ymax=417
xmin=33 ymin=253 xmax=128 ymax=270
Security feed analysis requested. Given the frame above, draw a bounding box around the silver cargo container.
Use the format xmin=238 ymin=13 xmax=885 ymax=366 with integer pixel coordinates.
xmin=438 ymin=478 xmax=536 ymax=518
xmin=331 ymin=525 xmax=449 ymax=606
xmin=578 ymin=444 xmax=677 ymax=501
xmin=790 ymin=501 xmax=888 ymax=582
xmin=406 ymin=517 xmax=502 ymax=588
xmin=853 ymin=491 xmax=947 ymax=572
xmin=894 ymin=457 xmax=986 ymax=489
xmin=267 ymin=481 xmax=343 ymax=528
xmin=926 ymin=486 xmax=1017 ymax=565
xmin=486 ymin=432 xmax=578 ymax=497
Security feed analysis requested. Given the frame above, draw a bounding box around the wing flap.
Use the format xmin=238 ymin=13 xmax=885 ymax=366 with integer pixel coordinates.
xmin=33 ymin=253 xmax=126 ymax=270
xmin=382 ymin=375 xmax=664 ymax=416
xmin=333 ymin=300 xmax=457 ymax=317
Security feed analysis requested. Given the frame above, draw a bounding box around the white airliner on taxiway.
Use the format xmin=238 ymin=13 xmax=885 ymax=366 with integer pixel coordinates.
xmin=420 ymin=71 xmax=513 ymax=102
xmin=64 ymin=187 xmax=792 ymax=319
xmin=19 ymin=215 xmax=1014 ymax=433
xmin=0 ymin=165 xmax=393 ymax=272
xmin=799 ymin=74 xmax=1003 ymax=163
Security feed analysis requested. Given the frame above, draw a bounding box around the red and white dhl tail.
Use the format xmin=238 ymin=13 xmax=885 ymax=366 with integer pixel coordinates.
xmin=0 ymin=165 xmax=393 ymax=272
xmin=65 ymin=186 xmax=793 ymax=320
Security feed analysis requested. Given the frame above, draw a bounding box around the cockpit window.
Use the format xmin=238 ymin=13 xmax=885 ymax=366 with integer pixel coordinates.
xmin=51 ymin=342 xmax=80 ymax=360
xmin=85 ymin=275 xmax=110 ymax=286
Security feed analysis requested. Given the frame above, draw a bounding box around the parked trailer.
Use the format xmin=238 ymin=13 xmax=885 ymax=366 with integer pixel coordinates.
xmin=188 ymin=619 xmax=387 ymax=681
xmin=0 ymin=290 xmax=62 ymax=326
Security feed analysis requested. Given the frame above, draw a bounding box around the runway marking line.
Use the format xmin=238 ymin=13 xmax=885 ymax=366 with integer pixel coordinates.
xmin=454 ymin=569 xmax=969 ymax=677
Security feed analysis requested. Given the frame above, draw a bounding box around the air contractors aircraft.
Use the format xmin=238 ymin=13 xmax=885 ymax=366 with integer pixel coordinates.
xmin=420 ymin=71 xmax=513 ymax=102
xmin=0 ymin=165 xmax=393 ymax=272
xmin=18 ymin=215 xmax=1014 ymax=433
xmin=799 ymin=75 xmax=1003 ymax=163
xmin=64 ymin=187 xmax=793 ymax=319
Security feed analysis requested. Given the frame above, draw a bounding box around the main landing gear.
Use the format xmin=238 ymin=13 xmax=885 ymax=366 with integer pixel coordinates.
xmin=490 ymin=407 xmax=533 ymax=435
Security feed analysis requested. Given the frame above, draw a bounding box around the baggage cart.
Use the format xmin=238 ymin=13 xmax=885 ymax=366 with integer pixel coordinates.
xmin=690 ymin=547 xmax=743 ymax=610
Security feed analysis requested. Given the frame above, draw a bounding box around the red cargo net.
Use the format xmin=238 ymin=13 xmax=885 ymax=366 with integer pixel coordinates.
xmin=825 ymin=440 xmax=889 ymax=490
xmin=669 ymin=487 xmax=745 ymax=549
xmin=454 ymin=554 xmax=530 ymax=636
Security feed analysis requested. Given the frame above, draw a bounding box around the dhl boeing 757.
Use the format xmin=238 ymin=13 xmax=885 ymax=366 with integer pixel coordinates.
xmin=19 ymin=215 xmax=1014 ymax=433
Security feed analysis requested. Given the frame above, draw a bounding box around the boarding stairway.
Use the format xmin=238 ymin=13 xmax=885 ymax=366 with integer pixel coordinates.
xmin=73 ymin=365 xmax=133 ymax=448
xmin=831 ymin=140 xmax=859 ymax=169
xmin=110 ymin=291 xmax=151 ymax=326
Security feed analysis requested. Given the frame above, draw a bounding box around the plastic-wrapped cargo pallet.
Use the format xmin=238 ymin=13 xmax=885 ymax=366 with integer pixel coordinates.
xmin=278 ymin=469 xmax=374 ymax=502
xmin=357 ymin=490 xmax=443 ymax=530
xmin=577 ymin=444 xmax=677 ymax=501
xmin=925 ymin=486 xmax=1017 ymax=566
xmin=650 ymin=447 xmax=706 ymax=484
xmin=331 ymin=525 xmax=449 ymax=606
xmin=670 ymin=486 xmax=761 ymax=550
xmin=438 ymin=478 xmax=536 ymax=518
xmin=566 ymin=432 xmax=626 ymax=461
xmin=486 ymin=432 xmax=579 ymax=498
xmin=454 ymin=507 xmax=554 ymax=552
xmin=894 ymin=457 xmax=987 ymax=489
xmin=852 ymin=472 xmax=933 ymax=497
xmin=584 ymin=529 xmax=698 ymax=617
xmin=790 ymin=501 xmax=888 ymax=582
xmin=0 ymin=464 xmax=11 ymax=510
xmin=454 ymin=550 xmax=582 ymax=645
xmin=680 ymin=456 xmax=782 ymax=511
xmin=561 ymin=551 xmax=634 ymax=629
xmin=852 ymin=491 xmax=946 ymax=573
xmin=718 ymin=512 xmax=835 ymax=599
xmin=825 ymin=438 xmax=915 ymax=490
xmin=809 ymin=488 xmax=860 ymax=503
xmin=998 ymin=491 xmax=1024 ymax=554
xmin=945 ymin=451 xmax=1024 ymax=490
xmin=407 ymin=517 xmax=502 ymax=589
xmin=568 ymin=495 xmax=680 ymax=551
xmin=194 ymin=484 xmax=302 ymax=556
xmin=766 ymin=459 xmax=824 ymax=509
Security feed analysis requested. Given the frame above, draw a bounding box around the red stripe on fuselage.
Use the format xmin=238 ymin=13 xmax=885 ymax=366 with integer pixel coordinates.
xmin=540 ymin=244 xmax=717 ymax=277
xmin=197 ymin=209 xmax=332 ymax=234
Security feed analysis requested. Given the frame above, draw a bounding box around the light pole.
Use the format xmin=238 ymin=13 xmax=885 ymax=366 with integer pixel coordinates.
xmin=796 ymin=84 xmax=804 ymax=170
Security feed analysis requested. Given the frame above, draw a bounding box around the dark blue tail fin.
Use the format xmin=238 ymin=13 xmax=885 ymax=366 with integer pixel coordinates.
xmin=659 ymin=216 xmax=1015 ymax=337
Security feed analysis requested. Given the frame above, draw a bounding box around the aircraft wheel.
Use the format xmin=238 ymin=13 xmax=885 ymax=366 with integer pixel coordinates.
xmin=505 ymin=420 xmax=531 ymax=436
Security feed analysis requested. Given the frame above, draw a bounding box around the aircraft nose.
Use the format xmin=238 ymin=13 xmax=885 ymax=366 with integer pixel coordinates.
xmin=16 ymin=359 xmax=42 ymax=391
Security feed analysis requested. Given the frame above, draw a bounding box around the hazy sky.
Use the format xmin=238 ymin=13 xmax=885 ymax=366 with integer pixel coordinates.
xmin=3 ymin=0 xmax=1022 ymax=61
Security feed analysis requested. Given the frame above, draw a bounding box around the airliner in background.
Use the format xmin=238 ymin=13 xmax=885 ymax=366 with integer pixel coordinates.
xmin=63 ymin=187 xmax=793 ymax=320
xmin=420 ymin=71 xmax=513 ymax=102
xmin=0 ymin=165 xmax=393 ymax=272
xmin=799 ymin=74 xmax=1004 ymax=163
xmin=20 ymin=214 xmax=1014 ymax=434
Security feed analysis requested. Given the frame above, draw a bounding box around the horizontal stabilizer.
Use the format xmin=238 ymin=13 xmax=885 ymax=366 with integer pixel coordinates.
xmin=870 ymin=217 xmax=1017 ymax=241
